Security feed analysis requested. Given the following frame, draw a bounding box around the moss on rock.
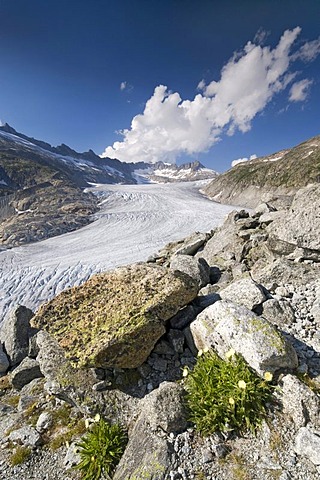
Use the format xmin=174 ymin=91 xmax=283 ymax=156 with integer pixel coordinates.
xmin=32 ymin=263 xmax=198 ymax=369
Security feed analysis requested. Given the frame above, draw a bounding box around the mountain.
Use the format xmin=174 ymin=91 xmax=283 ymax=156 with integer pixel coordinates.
xmin=133 ymin=160 xmax=218 ymax=183
xmin=203 ymin=134 xmax=320 ymax=207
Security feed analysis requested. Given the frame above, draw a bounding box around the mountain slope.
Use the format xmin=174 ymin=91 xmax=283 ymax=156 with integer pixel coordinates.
xmin=204 ymin=135 xmax=320 ymax=207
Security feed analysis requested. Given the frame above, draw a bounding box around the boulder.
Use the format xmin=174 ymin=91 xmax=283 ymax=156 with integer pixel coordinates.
xmin=190 ymin=300 xmax=298 ymax=376
xmin=219 ymin=276 xmax=267 ymax=310
xmin=32 ymin=263 xmax=198 ymax=369
xmin=267 ymin=184 xmax=320 ymax=255
xmin=9 ymin=425 xmax=42 ymax=448
xmin=10 ymin=357 xmax=43 ymax=390
xmin=280 ymin=374 xmax=320 ymax=429
xmin=170 ymin=254 xmax=210 ymax=288
xmin=295 ymin=427 xmax=320 ymax=465
xmin=0 ymin=305 xmax=35 ymax=367
xmin=113 ymin=382 xmax=187 ymax=480
xmin=261 ymin=298 xmax=295 ymax=327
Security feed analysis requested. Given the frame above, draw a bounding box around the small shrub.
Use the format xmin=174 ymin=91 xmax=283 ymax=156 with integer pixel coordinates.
xmin=184 ymin=349 xmax=273 ymax=435
xmin=10 ymin=445 xmax=31 ymax=466
xmin=76 ymin=417 xmax=127 ymax=480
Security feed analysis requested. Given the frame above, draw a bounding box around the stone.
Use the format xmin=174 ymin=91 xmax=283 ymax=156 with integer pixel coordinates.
xmin=193 ymin=293 xmax=221 ymax=310
xmin=113 ymin=382 xmax=187 ymax=480
xmin=219 ymin=276 xmax=267 ymax=311
xmin=259 ymin=211 xmax=284 ymax=225
xmin=267 ymin=184 xmax=320 ymax=254
xmin=167 ymin=329 xmax=185 ymax=353
xmin=0 ymin=344 xmax=9 ymax=373
xmin=254 ymin=203 xmax=277 ymax=216
xmin=169 ymin=305 xmax=198 ymax=330
xmin=175 ymin=232 xmax=208 ymax=256
xmin=170 ymin=255 xmax=210 ymax=288
xmin=261 ymin=299 xmax=295 ymax=327
xmin=64 ymin=442 xmax=81 ymax=469
xmin=10 ymin=357 xmax=43 ymax=390
xmin=0 ymin=305 xmax=34 ymax=367
xmin=190 ymin=300 xmax=298 ymax=376
xmin=294 ymin=427 xmax=320 ymax=465
xmin=32 ymin=263 xmax=198 ymax=369
xmin=9 ymin=425 xmax=42 ymax=448
xmin=281 ymin=374 xmax=320 ymax=428
xmin=36 ymin=412 xmax=53 ymax=433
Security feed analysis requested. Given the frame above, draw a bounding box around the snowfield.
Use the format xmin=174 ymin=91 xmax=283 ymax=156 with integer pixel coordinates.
xmin=0 ymin=181 xmax=237 ymax=323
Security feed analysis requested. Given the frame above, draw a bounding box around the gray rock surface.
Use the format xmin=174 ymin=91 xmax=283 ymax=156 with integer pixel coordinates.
xmin=0 ymin=305 xmax=34 ymax=367
xmin=262 ymin=298 xmax=296 ymax=327
xmin=9 ymin=426 xmax=42 ymax=448
xmin=281 ymin=374 xmax=320 ymax=428
xmin=0 ymin=344 xmax=9 ymax=373
xmin=170 ymin=254 xmax=210 ymax=288
xmin=219 ymin=276 xmax=267 ymax=310
xmin=10 ymin=357 xmax=43 ymax=390
xmin=190 ymin=300 xmax=298 ymax=376
xmin=294 ymin=427 xmax=320 ymax=465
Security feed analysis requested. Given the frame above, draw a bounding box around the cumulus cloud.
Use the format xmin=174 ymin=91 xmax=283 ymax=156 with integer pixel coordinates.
xmin=231 ymin=154 xmax=257 ymax=167
xmin=289 ymin=78 xmax=313 ymax=102
xmin=294 ymin=37 xmax=320 ymax=62
xmin=102 ymin=27 xmax=320 ymax=164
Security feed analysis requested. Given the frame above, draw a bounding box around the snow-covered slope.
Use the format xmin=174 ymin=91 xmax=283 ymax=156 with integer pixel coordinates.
xmin=0 ymin=181 xmax=237 ymax=323
xmin=133 ymin=160 xmax=218 ymax=184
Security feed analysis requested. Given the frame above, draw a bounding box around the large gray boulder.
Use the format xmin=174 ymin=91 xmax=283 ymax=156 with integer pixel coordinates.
xmin=32 ymin=263 xmax=198 ymax=369
xmin=0 ymin=305 xmax=35 ymax=367
xmin=10 ymin=357 xmax=43 ymax=390
xmin=113 ymin=382 xmax=187 ymax=480
xmin=0 ymin=344 xmax=9 ymax=373
xmin=219 ymin=276 xmax=267 ymax=310
xmin=267 ymin=184 xmax=320 ymax=255
xmin=190 ymin=300 xmax=298 ymax=376
xmin=295 ymin=427 xmax=320 ymax=465
xmin=9 ymin=425 xmax=42 ymax=448
xmin=170 ymin=254 xmax=210 ymax=288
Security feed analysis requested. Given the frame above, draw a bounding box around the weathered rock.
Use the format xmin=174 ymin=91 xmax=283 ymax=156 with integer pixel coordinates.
xmin=175 ymin=232 xmax=209 ymax=256
xmin=9 ymin=425 xmax=42 ymax=448
xmin=219 ymin=276 xmax=267 ymax=310
xmin=294 ymin=427 xmax=320 ymax=465
xmin=281 ymin=374 xmax=320 ymax=429
xmin=10 ymin=357 xmax=43 ymax=390
xmin=170 ymin=254 xmax=210 ymax=288
xmin=169 ymin=304 xmax=198 ymax=329
xmin=190 ymin=300 xmax=298 ymax=376
xmin=113 ymin=382 xmax=187 ymax=480
xmin=259 ymin=211 xmax=284 ymax=225
xmin=0 ymin=344 xmax=9 ymax=373
xmin=254 ymin=203 xmax=277 ymax=216
xmin=0 ymin=305 xmax=34 ymax=366
xmin=262 ymin=298 xmax=295 ymax=327
xmin=267 ymin=184 xmax=320 ymax=255
xmin=32 ymin=263 xmax=198 ymax=369
xmin=36 ymin=412 xmax=53 ymax=433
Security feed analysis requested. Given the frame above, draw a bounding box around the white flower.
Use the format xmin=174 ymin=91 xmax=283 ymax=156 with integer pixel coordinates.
xmin=182 ymin=367 xmax=189 ymax=378
xmin=226 ymin=348 xmax=236 ymax=359
xmin=264 ymin=372 xmax=273 ymax=382
xmin=94 ymin=413 xmax=101 ymax=422
xmin=229 ymin=397 xmax=235 ymax=406
xmin=238 ymin=380 xmax=247 ymax=390
xmin=197 ymin=349 xmax=204 ymax=357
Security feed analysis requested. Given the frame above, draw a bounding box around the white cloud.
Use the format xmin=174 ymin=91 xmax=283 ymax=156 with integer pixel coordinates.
xmin=289 ymin=78 xmax=313 ymax=102
xmin=120 ymin=81 xmax=127 ymax=91
xmin=102 ymin=27 xmax=320 ymax=164
xmin=294 ymin=37 xmax=320 ymax=62
xmin=231 ymin=154 xmax=257 ymax=167
xmin=120 ymin=81 xmax=133 ymax=92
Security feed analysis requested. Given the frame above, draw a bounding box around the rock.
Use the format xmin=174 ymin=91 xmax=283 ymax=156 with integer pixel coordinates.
xmin=254 ymin=203 xmax=277 ymax=216
xmin=0 ymin=305 xmax=34 ymax=367
xmin=190 ymin=300 xmax=298 ymax=376
xmin=261 ymin=299 xmax=295 ymax=327
xmin=36 ymin=331 xmax=69 ymax=381
xmin=0 ymin=344 xmax=9 ymax=373
xmin=32 ymin=263 xmax=198 ymax=369
xmin=170 ymin=254 xmax=210 ymax=288
xmin=281 ymin=374 xmax=320 ymax=428
xmin=167 ymin=329 xmax=185 ymax=353
xmin=259 ymin=211 xmax=284 ymax=225
xmin=169 ymin=305 xmax=198 ymax=329
xmin=36 ymin=412 xmax=53 ymax=433
xmin=10 ymin=357 xmax=43 ymax=390
xmin=9 ymin=425 xmax=42 ymax=448
xmin=294 ymin=427 xmax=320 ymax=465
xmin=175 ymin=232 xmax=208 ymax=256
xmin=219 ymin=276 xmax=267 ymax=310
xmin=268 ymin=184 xmax=320 ymax=255
xmin=113 ymin=382 xmax=187 ymax=480
xmin=64 ymin=442 xmax=81 ymax=469
xmin=193 ymin=293 xmax=221 ymax=310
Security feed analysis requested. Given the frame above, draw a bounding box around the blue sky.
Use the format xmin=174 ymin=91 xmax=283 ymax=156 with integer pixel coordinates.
xmin=0 ymin=0 xmax=319 ymax=172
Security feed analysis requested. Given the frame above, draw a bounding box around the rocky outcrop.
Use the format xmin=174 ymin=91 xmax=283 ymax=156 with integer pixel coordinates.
xmin=31 ymin=263 xmax=199 ymax=369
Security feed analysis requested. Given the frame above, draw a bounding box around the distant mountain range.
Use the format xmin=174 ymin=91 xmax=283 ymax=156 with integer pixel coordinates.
xmin=0 ymin=123 xmax=217 ymax=191
xmin=204 ymin=134 xmax=320 ymax=207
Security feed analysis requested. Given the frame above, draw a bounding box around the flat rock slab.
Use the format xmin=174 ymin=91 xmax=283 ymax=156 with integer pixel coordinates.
xmin=32 ymin=263 xmax=198 ymax=369
xmin=219 ymin=276 xmax=266 ymax=310
xmin=190 ymin=300 xmax=298 ymax=376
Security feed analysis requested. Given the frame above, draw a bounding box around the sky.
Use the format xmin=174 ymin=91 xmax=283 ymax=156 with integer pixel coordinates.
xmin=0 ymin=0 xmax=319 ymax=172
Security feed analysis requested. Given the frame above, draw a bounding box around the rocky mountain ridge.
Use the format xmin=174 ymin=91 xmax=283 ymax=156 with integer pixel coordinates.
xmin=204 ymin=134 xmax=320 ymax=207
xmin=0 ymin=182 xmax=320 ymax=479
